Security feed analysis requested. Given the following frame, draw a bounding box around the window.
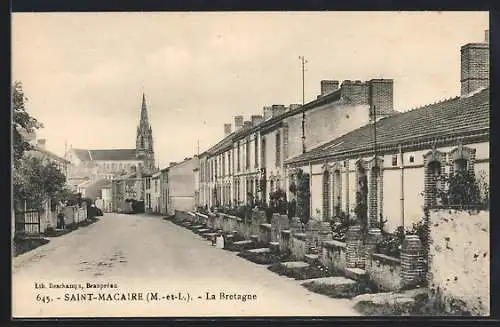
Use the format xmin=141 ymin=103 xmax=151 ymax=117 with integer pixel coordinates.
xmin=409 ymin=155 xmax=415 ymax=163
xmin=228 ymin=152 xmax=231 ymax=175
xmin=237 ymin=143 xmax=241 ymax=172
xmin=275 ymin=132 xmax=281 ymax=167
xmin=392 ymin=155 xmax=398 ymax=166
xmin=333 ymin=169 xmax=342 ymax=216
xmin=322 ymin=170 xmax=330 ymax=220
xmin=245 ymin=139 xmax=250 ymax=170
xmin=454 ymin=158 xmax=467 ymax=173
xmin=283 ymin=125 xmax=289 ymax=160
xmin=222 ymin=154 xmax=226 ymax=177
xmin=254 ymin=135 xmax=259 ymax=168
xmin=261 ymin=138 xmax=266 ymax=167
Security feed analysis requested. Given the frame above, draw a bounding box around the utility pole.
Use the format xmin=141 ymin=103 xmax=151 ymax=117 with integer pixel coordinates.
xmin=299 ymin=56 xmax=308 ymax=154
xmin=197 ymin=139 xmax=200 ymax=156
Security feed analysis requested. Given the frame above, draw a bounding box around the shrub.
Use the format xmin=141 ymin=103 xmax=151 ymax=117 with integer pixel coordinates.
xmin=330 ymin=211 xmax=356 ymax=242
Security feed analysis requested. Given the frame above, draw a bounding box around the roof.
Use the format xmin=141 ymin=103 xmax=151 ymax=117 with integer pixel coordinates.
xmin=286 ymin=88 xmax=489 ymax=165
xmin=72 ymin=148 xmax=138 ymax=161
xmin=31 ymin=146 xmax=71 ymax=164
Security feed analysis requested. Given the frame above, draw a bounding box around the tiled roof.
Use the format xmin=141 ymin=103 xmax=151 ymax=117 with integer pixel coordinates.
xmin=72 ymin=148 xmax=138 ymax=161
xmin=286 ymin=88 xmax=489 ymax=165
xmin=31 ymin=146 xmax=70 ymax=164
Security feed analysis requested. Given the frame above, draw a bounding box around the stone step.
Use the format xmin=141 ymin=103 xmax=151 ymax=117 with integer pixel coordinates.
xmin=247 ymin=247 xmax=270 ymax=254
xmin=250 ymin=235 xmax=259 ymax=243
xmin=301 ymin=277 xmax=359 ymax=298
xmin=304 ymin=253 xmax=320 ymax=264
xmin=232 ymin=240 xmax=254 ymax=252
xmin=269 ymin=241 xmax=280 ymax=253
xmin=192 ymin=225 xmax=205 ymax=229
xmin=345 ymin=267 xmax=368 ymax=282
xmin=196 ymin=228 xmax=210 ymax=234
xmin=182 ymin=221 xmax=192 ymax=226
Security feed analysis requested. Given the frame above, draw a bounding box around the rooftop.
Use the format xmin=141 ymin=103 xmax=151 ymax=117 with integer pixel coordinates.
xmin=286 ymin=87 xmax=489 ymax=165
xmin=72 ymin=148 xmax=138 ymax=161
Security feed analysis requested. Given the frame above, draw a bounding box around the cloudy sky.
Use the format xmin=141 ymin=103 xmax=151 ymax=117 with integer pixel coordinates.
xmin=12 ymin=11 xmax=488 ymax=168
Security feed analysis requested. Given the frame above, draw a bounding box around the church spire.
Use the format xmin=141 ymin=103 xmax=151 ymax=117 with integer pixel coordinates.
xmin=140 ymin=92 xmax=150 ymax=128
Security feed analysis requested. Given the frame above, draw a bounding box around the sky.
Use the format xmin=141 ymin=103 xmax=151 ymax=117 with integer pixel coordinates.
xmin=12 ymin=11 xmax=489 ymax=169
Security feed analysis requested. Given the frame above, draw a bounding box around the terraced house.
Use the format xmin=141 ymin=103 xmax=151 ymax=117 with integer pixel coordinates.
xmin=197 ymin=33 xmax=489 ymax=234
xmin=285 ymin=32 xmax=489 ymax=231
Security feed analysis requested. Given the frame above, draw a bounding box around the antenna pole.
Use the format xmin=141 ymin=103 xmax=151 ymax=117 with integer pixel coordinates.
xmin=299 ymin=56 xmax=308 ymax=154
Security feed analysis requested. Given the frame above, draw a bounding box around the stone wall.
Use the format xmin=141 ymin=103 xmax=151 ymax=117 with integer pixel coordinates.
xmin=428 ymin=209 xmax=489 ymax=316
xmin=366 ymin=253 xmax=402 ymax=292
xmin=321 ymin=240 xmax=347 ymax=273
xmin=290 ymin=233 xmax=307 ymax=260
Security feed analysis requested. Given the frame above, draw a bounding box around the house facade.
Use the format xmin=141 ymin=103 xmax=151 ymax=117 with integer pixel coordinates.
xmin=285 ymin=34 xmax=489 ymax=231
xmin=195 ymin=33 xmax=489 ymax=234
xmin=167 ymin=157 xmax=200 ymax=215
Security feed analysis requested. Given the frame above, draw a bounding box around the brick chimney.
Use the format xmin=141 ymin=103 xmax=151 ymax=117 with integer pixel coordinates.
xmin=288 ymin=104 xmax=301 ymax=111
xmin=169 ymin=161 xmax=177 ymax=167
xmin=224 ymin=123 xmax=232 ymax=136
xmin=320 ymin=80 xmax=339 ymax=96
xmin=368 ymin=79 xmax=394 ymax=116
xmin=263 ymin=106 xmax=273 ymax=120
xmin=243 ymin=120 xmax=252 ymax=128
xmin=271 ymin=104 xmax=286 ymax=118
xmin=251 ymin=115 xmax=264 ymax=126
xmin=234 ymin=116 xmax=244 ymax=130
xmin=485 ymin=29 xmax=489 ymax=43
xmin=37 ymin=139 xmax=46 ymax=150
xmin=460 ymin=31 xmax=489 ymax=96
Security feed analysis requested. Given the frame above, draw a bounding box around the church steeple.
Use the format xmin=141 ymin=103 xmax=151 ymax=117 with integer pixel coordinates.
xmin=136 ymin=92 xmax=155 ymax=172
xmin=140 ymin=92 xmax=150 ymax=128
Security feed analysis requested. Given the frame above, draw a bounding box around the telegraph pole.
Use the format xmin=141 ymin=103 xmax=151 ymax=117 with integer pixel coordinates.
xmin=299 ymin=56 xmax=308 ymax=154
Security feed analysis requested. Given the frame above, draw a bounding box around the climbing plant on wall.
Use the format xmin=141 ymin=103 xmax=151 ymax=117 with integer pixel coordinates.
xmin=295 ymin=169 xmax=311 ymax=225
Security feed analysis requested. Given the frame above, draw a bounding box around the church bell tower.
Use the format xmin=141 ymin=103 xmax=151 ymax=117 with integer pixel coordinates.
xmin=136 ymin=93 xmax=155 ymax=173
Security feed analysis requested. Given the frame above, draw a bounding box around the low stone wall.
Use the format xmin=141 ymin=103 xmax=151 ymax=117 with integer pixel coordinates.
xmin=280 ymin=230 xmax=291 ymax=253
xmin=271 ymin=214 xmax=289 ymax=242
xmin=321 ymin=240 xmax=347 ymax=273
xmin=428 ymin=209 xmax=489 ymax=316
xmin=366 ymin=253 xmax=402 ymax=292
xmin=259 ymin=224 xmax=272 ymax=244
xmin=290 ymin=233 xmax=307 ymax=261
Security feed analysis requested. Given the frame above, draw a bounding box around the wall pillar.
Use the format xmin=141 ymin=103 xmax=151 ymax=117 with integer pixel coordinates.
xmin=346 ymin=225 xmax=364 ymax=268
xmin=400 ymin=234 xmax=425 ymax=289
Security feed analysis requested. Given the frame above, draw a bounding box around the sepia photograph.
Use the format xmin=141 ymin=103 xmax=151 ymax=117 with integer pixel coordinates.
xmin=11 ymin=11 xmax=490 ymax=317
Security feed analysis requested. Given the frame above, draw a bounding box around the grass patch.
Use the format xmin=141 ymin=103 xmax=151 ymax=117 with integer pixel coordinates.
xmin=13 ymin=235 xmax=49 ymax=256
xmin=267 ymin=259 xmax=337 ymax=280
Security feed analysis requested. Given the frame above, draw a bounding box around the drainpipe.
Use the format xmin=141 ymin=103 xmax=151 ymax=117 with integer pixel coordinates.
xmin=399 ymin=144 xmax=405 ymax=229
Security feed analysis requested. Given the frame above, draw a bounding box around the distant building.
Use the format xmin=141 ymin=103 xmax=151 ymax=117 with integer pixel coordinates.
xmin=25 ymin=138 xmax=70 ymax=177
xmin=167 ymin=157 xmax=200 ymax=215
xmin=66 ymin=93 xmax=156 ymax=190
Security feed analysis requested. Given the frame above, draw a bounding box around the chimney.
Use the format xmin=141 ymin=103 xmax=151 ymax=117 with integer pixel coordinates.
xmin=243 ymin=120 xmax=252 ymax=128
xmin=37 ymin=139 xmax=46 ymax=150
xmin=320 ymin=80 xmax=339 ymax=96
xmin=169 ymin=161 xmax=177 ymax=167
xmin=234 ymin=116 xmax=244 ymax=130
xmin=271 ymin=104 xmax=286 ymax=118
xmin=460 ymin=33 xmax=489 ymax=96
xmin=263 ymin=106 xmax=273 ymax=120
xmin=288 ymin=104 xmax=301 ymax=111
xmin=485 ymin=29 xmax=489 ymax=43
xmin=369 ymin=79 xmax=394 ymax=116
xmin=251 ymin=115 xmax=264 ymax=126
xmin=224 ymin=123 xmax=232 ymax=136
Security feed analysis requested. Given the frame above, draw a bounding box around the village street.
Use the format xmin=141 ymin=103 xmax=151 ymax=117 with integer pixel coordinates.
xmin=12 ymin=213 xmax=359 ymax=317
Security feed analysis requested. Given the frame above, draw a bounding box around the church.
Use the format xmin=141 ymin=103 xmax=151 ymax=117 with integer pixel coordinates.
xmin=66 ymin=93 xmax=156 ymax=193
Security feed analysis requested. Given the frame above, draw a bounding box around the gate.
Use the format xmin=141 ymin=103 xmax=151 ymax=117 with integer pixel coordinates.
xmin=15 ymin=209 xmax=41 ymax=236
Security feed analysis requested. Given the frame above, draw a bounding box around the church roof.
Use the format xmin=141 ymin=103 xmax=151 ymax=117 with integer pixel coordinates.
xmin=286 ymin=87 xmax=489 ymax=165
xmin=72 ymin=148 xmax=138 ymax=161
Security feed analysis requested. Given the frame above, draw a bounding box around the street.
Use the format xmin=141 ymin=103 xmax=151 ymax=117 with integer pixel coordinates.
xmin=12 ymin=213 xmax=359 ymax=317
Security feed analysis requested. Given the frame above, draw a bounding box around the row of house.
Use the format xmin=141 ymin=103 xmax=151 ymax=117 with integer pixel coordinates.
xmin=190 ymin=32 xmax=490 ymax=233
xmin=87 ymin=32 xmax=489 ymax=234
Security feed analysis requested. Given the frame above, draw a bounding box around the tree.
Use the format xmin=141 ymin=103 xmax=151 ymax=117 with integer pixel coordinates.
xmin=12 ymin=81 xmax=43 ymax=167
xmin=13 ymin=156 xmax=68 ymax=209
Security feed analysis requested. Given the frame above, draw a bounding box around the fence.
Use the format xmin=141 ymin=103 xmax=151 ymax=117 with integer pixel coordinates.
xmin=15 ymin=209 xmax=41 ymax=236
